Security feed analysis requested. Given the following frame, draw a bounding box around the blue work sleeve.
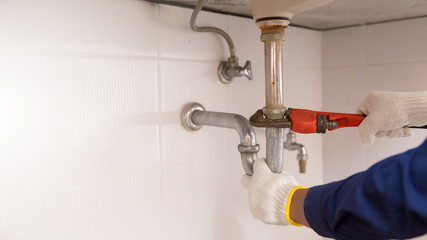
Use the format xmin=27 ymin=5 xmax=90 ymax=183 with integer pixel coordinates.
xmin=304 ymin=138 xmax=427 ymax=240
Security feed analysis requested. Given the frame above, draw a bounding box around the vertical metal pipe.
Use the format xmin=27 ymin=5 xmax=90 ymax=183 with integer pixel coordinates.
xmin=264 ymin=40 xmax=283 ymax=110
xmin=262 ymin=27 xmax=286 ymax=173
xmin=266 ymin=128 xmax=284 ymax=173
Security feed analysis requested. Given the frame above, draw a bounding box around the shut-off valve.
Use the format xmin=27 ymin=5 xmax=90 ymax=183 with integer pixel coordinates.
xmin=190 ymin=0 xmax=253 ymax=84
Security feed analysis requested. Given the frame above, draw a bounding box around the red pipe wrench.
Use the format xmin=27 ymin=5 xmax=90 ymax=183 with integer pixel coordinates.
xmin=287 ymin=108 xmax=427 ymax=134
xmin=287 ymin=108 xmax=365 ymax=134
xmin=250 ymin=108 xmax=427 ymax=134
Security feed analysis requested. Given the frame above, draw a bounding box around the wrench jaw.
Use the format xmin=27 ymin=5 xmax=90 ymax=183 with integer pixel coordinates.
xmin=249 ymin=109 xmax=292 ymax=129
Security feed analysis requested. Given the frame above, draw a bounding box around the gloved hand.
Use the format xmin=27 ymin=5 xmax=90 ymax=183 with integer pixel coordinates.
xmin=358 ymin=91 xmax=427 ymax=146
xmin=241 ymin=158 xmax=305 ymax=226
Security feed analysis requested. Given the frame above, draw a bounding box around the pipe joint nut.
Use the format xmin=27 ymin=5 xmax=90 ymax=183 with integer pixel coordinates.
xmin=238 ymin=144 xmax=260 ymax=153
xmin=261 ymin=32 xmax=286 ymax=42
xmin=297 ymin=154 xmax=308 ymax=161
xmin=263 ymin=107 xmax=286 ymax=119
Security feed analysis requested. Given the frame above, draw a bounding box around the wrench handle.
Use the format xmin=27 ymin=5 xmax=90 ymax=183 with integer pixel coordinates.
xmin=288 ymin=109 xmax=366 ymax=133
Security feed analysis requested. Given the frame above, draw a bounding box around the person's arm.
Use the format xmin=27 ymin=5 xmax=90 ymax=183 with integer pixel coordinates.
xmin=304 ymin=138 xmax=427 ymax=240
xmin=243 ymin=91 xmax=427 ymax=237
xmin=243 ymin=139 xmax=427 ymax=239
xmin=289 ymin=188 xmax=310 ymax=227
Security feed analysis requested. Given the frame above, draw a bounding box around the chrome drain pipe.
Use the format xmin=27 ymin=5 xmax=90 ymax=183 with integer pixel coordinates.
xmin=260 ymin=24 xmax=287 ymax=173
xmin=181 ymin=102 xmax=259 ymax=175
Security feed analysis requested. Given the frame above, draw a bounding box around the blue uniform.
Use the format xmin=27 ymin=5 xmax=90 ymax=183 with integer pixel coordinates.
xmin=304 ymin=139 xmax=427 ymax=240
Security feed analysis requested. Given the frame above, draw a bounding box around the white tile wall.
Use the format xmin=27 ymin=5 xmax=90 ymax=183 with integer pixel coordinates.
xmin=0 ymin=0 xmax=324 ymax=240
xmin=158 ymin=4 xmax=228 ymax=61
xmin=366 ymin=18 xmax=427 ymax=64
xmin=0 ymin=56 xmax=161 ymax=240
xmin=322 ymin=26 xmax=366 ymax=67
xmin=228 ymin=15 xmax=264 ymax=65
xmin=0 ymin=0 xmax=159 ymax=56
xmin=322 ymin=66 xmax=369 ymax=182
xmin=323 ymin=17 xmax=427 ymax=239
xmin=284 ymin=27 xmax=323 ymax=68
xmin=159 ymin=60 xmax=228 ymax=111
xmin=8 ymin=0 xmax=426 ymax=239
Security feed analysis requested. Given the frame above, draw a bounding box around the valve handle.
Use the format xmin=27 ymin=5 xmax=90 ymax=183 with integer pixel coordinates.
xmin=239 ymin=61 xmax=253 ymax=80
xmin=217 ymin=60 xmax=253 ymax=84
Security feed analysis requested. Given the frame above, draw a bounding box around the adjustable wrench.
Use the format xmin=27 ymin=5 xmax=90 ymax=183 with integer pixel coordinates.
xmin=249 ymin=108 xmax=427 ymax=134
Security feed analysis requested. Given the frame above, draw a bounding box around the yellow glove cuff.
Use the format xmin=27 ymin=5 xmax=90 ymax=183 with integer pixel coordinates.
xmin=285 ymin=185 xmax=307 ymax=227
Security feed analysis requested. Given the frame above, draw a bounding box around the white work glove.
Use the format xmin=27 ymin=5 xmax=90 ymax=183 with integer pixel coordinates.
xmin=358 ymin=91 xmax=427 ymax=146
xmin=241 ymin=158 xmax=305 ymax=226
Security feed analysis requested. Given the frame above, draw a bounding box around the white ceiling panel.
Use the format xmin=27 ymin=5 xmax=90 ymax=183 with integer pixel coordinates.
xmin=147 ymin=0 xmax=427 ymax=30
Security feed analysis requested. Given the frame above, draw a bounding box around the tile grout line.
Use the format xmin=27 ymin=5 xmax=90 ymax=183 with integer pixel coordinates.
xmin=0 ymin=51 xmax=327 ymax=68
xmin=226 ymin=14 xmax=233 ymax=208
xmin=155 ymin=4 xmax=165 ymax=240
xmin=323 ymin=58 xmax=427 ymax=69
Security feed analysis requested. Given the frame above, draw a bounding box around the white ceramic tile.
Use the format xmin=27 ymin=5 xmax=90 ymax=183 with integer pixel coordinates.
xmin=0 ymin=0 xmax=158 ymax=57
xmin=160 ymin=58 xmax=234 ymax=239
xmin=0 ymin=56 xmax=161 ymax=240
xmin=322 ymin=26 xmax=366 ymax=67
xmin=367 ymin=17 xmax=427 ymax=64
xmin=161 ymin=125 xmax=194 ymax=240
xmin=322 ymin=66 xmax=369 ymax=183
xmin=323 ymin=129 xmax=368 ymax=183
xmin=322 ymin=66 xmax=369 ymax=113
xmin=283 ymin=66 xmax=323 ymax=110
xmin=227 ymin=63 xmax=265 ymax=117
xmin=284 ymin=26 xmax=322 ymax=68
xmin=228 ymin=15 xmax=264 ymax=65
xmin=189 ymin=126 xmax=232 ymax=240
xmin=0 ymin=56 xmax=158 ymax=154
xmin=0 ymin=1 xmax=333 ymax=239
xmin=366 ymin=61 xmax=427 ymax=92
xmin=0 ymin=125 xmax=161 ymax=240
xmin=159 ymin=60 xmax=228 ymax=112
xmin=162 ymin=124 xmax=231 ymax=240
xmin=158 ymin=5 xmax=228 ymax=61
